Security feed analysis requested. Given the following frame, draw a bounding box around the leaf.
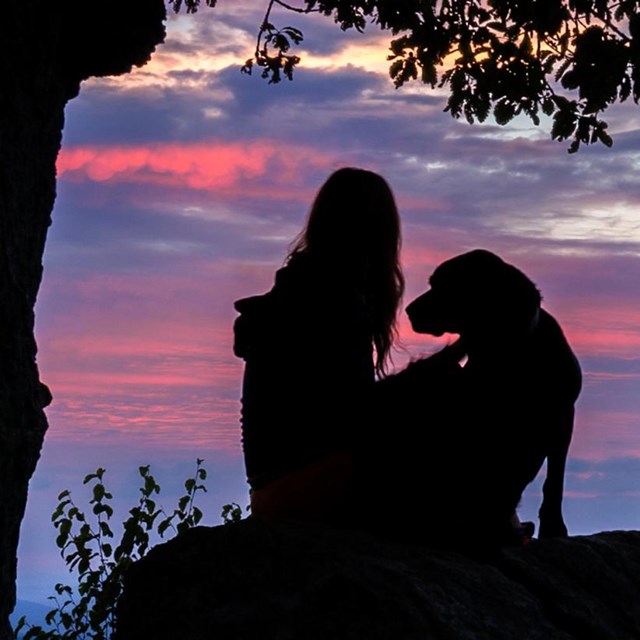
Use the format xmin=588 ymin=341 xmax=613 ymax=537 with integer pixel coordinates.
xmin=60 ymin=611 xmax=73 ymax=630
xmin=56 ymin=519 xmax=72 ymax=548
xmin=55 ymin=583 xmax=72 ymax=595
xmin=282 ymin=26 xmax=304 ymax=45
xmin=221 ymin=502 xmax=243 ymax=524
xmin=92 ymin=483 xmax=106 ymax=503
xmin=520 ymin=33 xmax=532 ymax=55
xmin=542 ymin=97 xmax=555 ymax=116
xmin=620 ymin=75 xmax=631 ymax=102
xmin=421 ymin=61 xmax=438 ymax=87
xmin=158 ymin=518 xmax=173 ymax=537
xmin=13 ymin=616 xmax=27 ymax=634
xmin=389 ymin=59 xmax=405 ymax=86
xmin=83 ymin=468 xmax=105 ymax=485
xmin=241 ymin=59 xmax=254 ymax=75
xmin=178 ymin=495 xmax=190 ymax=512
xmin=494 ymin=99 xmax=516 ymax=125
xmin=45 ymin=609 xmax=58 ymax=626
xmin=176 ymin=520 xmax=190 ymax=535
xmin=598 ymin=127 xmax=613 ymax=147
xmin=560 ymin=68 xmax=578 ymax=90
xmin=52 ymin=499 xmax=71 ymax=521
xmin=551 ymin=103 xmax=577 ymax=140
xmin=273 ymin=33 xmax=291 ymax=53
xmin=463 ymin=102 xmax=475 ymax=125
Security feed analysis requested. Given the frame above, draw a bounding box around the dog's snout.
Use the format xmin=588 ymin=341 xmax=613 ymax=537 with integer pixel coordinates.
xmin=406 ymin=290 xmax=445 ymax=335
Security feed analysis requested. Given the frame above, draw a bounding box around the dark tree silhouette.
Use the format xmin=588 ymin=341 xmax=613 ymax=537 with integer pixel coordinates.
xmin=246 ymin=0 xmax=640 ymax=152
xmin=0 ymin=2 xmax=169 ymax=636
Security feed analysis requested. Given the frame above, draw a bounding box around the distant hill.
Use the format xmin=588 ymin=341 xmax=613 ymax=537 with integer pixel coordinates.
xmin=11 ymin=600 xmax=50 ymax=637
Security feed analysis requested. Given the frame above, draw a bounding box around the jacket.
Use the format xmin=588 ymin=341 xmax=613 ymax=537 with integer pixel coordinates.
xmin=234 ymin=253 xmax=375 ymax=489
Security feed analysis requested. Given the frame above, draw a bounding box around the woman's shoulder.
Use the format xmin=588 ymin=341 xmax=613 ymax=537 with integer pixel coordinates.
xmin=274 ymin=253 xmax=316 ymax=287
xmin=233 ymin=258 xmax=312 ymax=328
xmin=276 ymin=252 xmax=362 ymax=299
xmin=234 ymin=252 xmax=370 ymax=341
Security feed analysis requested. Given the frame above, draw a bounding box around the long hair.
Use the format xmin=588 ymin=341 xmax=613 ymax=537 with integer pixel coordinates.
xmin=288 ymin=167 xmax=404 ymax=376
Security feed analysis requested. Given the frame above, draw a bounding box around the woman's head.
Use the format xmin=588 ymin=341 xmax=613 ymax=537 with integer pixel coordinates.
xmin=289 ymin=167 xmax=404 ymax=375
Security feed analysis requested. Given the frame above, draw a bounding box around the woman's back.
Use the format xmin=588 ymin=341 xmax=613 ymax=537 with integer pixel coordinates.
xmin=235 ymin=253 xmax=375 ymax=490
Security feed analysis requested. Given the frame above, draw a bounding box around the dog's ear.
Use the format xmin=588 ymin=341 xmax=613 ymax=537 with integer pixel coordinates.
xmin=424 ymin=250 xmax=500 ymax=332
xmin=485 ymin=259 xmax=541 ymax=334
xmin=438 ymin=249 xmax=541 ymax=336
xmin=406 ymin=259 xmax=470 ymax=335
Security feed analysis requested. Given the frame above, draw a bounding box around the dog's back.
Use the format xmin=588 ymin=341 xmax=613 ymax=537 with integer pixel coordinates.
xmin=528 ymin=309 xmax=582 ymax=404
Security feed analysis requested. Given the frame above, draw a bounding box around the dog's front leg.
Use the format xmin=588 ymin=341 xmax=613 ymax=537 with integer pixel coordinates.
xmin=538 ymin=406 xmax=574 ymax=538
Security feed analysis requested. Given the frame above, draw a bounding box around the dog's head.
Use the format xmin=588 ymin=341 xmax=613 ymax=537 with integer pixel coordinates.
xmin=406 ymin=249 xmax=541 ymax=342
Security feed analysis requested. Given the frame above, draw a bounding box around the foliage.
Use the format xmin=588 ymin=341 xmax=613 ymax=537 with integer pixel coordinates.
xmin=171 ymin=0 xmax=639 ymax=150
xmin=181 ymin=0 xmax=640 ymax=151
xmin=167 ymin=0 xmax=217 ymax=14
xmin=13 ymin=460 xmax=244 ymax=640
xmin=242 ymin=22 xmax=304 ymax=84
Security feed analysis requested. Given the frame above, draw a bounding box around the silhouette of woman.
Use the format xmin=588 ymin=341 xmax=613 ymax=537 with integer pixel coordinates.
xmin=233 ymin=167 xmax=404 ymax=521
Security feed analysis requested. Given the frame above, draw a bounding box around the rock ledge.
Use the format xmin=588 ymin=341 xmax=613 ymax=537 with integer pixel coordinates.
xmin=115 ymin=519 xmax=640 ymax=640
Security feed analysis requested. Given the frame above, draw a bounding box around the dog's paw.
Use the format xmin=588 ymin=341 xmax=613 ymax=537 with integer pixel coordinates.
xmin=538 ymin=517 xmax=568 ymax=539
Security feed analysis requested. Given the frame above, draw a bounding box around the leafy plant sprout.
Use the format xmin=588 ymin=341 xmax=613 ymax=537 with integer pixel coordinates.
xmin=14 ymin=460 xmax=244 ymax=640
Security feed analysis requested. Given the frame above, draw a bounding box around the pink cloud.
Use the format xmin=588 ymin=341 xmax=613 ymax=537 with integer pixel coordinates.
xmin=56 ymin=141 xmax=336 ymax=195
xmin=37 ymin=268 xmax=246 ymax=451
xmin=570 ymin=407 xmax=640 ymax=461
xmin=556 ymin=304 xmax=640 ymax=356
xmin=37 ymin=255 xmax=640 ymax=463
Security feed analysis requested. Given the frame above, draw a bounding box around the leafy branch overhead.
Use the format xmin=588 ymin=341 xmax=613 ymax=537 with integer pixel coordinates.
xmin=178 ymin=0 xmax=640 ymax=152
xmin=167 ymin=0 xmax=217 ymax=14
xmin=242 ymin=21 xmax=304 ymax=84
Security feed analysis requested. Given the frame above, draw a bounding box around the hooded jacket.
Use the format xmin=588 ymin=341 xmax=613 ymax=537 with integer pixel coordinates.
xmin=234 ymin=253 xmax=375 ymax=489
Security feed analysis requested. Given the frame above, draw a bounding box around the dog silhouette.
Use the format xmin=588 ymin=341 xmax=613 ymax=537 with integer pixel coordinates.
xmin=405 ymin=249 xmax=581 ymax=539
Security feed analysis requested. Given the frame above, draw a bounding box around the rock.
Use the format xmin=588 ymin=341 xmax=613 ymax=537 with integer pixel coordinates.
xmin=114 ymin=519 xmax=640 ymax=640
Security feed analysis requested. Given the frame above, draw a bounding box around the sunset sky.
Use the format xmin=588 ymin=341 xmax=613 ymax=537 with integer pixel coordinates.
xmin=17 ymin=2 xmax=640 ymax=604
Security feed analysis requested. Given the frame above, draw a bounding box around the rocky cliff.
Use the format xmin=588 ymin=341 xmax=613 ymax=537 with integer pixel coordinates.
xmin=115 ymin=519 xmax=640 ymax=640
